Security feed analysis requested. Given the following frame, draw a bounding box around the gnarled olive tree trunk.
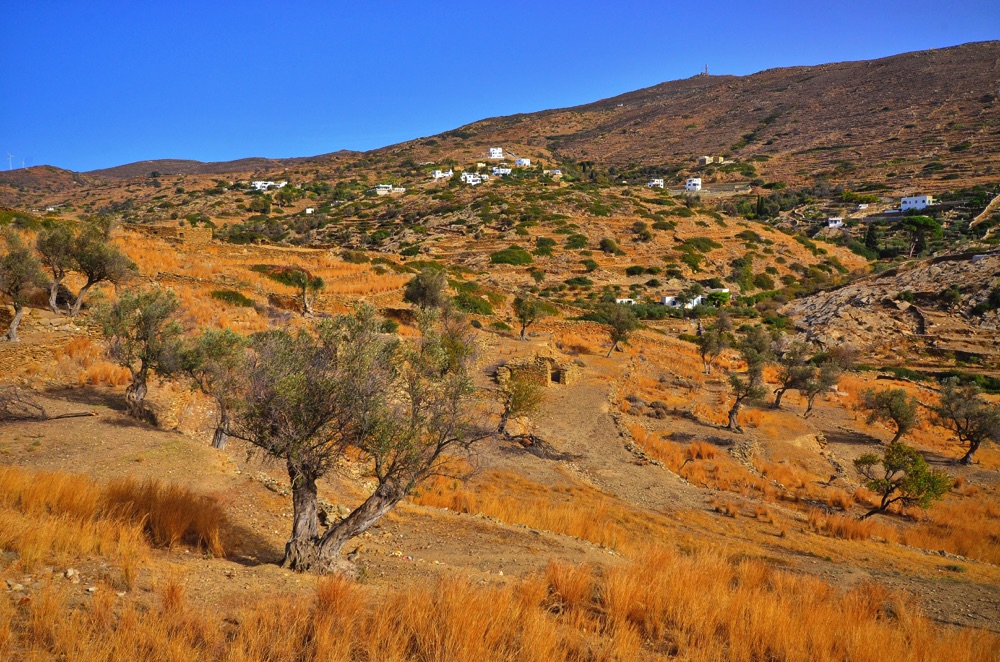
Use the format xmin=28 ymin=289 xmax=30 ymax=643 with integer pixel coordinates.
xmin=5 ymin=306 xmax=24 ymax=342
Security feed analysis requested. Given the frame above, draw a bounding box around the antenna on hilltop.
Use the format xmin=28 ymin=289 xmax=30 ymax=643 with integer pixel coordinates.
xmin=704 ymin=64 xmax=709 ymax=76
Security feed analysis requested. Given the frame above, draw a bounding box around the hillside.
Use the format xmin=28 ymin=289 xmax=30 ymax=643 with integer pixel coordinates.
xmin=389 ymin=41 xmax=1000 ymax=191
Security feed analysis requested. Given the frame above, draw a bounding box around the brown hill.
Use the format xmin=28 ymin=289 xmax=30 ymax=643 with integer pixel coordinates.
xmin=390 ymin=41 xmax=1000 ymax=190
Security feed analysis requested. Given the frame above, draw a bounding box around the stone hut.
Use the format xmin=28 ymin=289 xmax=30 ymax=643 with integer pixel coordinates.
xmin=495 ymin=355 xmax=579 ymax=388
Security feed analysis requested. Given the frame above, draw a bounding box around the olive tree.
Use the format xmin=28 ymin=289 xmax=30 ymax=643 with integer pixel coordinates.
xmin=98 ymin=288 xmax=183 ymax=420
xmin=933 ymin=378 xmax=1000 ymax=465
xmin=403 ymin=268 xmax=448 ymax=310
xmin=771 ymin=340 xmax=812 ymax=409
xmin=229 ymin=305 xmax=489 ymax=572
xmin=36 ymin=225 xmax=76 ymax=314
xmin=70 ymin=227 xmax=137 ymax=316
xmin=179 ymin=329 xmax=247 ymax=449
xmin=285 ymin=267 xmax=324 ymax=316
xmin=854 ymin=443 xmax=951 ymax=519
xmin=0 ymin=231 xmax=48 ymax=342
xmin=603 ymin=303 xmax=638 ymax=357
xmin=726 ymin=325 xmax=773 ymax=432
xmin=856 ymin=387 xmax=919 ymax=443
xmin=512 ymin=296 xmax=546 ymax=340
xmin=697 ymin=312 xmax=732 ymax=375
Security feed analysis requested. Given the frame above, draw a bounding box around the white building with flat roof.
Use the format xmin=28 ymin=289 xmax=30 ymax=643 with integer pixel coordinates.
xmin=431 ymin=169 xmax=453 ymax=180
xmin=685 ymin=178 xmax=702 ymax=192
xmin=901 ymin=195 xmax=934 ymax=211
xmin=488 ymin=147 xmax=504 ymax=160
xmin=515 ymin=158 xmax=531 ymax=167
xmin=647 ymin=178 xmax=664 ymax=188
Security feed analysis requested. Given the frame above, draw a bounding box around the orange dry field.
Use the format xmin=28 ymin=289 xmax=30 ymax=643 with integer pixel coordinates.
xmin=1 ymin=229 xmax=999 ymax=661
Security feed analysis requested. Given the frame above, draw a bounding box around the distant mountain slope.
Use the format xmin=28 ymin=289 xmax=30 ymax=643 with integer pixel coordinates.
xmin=85 ymin=151 xmax=358 ymax=179
xmin=394 ymin=41 xmax=1000 ymax=188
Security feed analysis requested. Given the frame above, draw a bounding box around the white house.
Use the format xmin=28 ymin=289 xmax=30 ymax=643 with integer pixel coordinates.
xmin=662 ymin=294 xmax=703 ymax=309
xmin=647 ymin=178 xmax=664 ymax=188
xmin=515 ymin=158 xmax=531 ymax=167
xmin=460 ymin=172 xmax=486 ymax=186
xmin=251 ymin=180 xmax=287 ymax=191
xmin=305 ymin=208 xmax=314 ymax=215
xmin=685 ymin=178 xmax=702 ymax=192
xmin=857 ymin=203 xmax=869 ymax=210
xmin=901 ymin=195 xmax=935 ymax=211
xmin=615 ymin=298 xmax=637 ymax=305
xmin=488 ymin=147 xmax=504 ymax=160
xmin=374 ymin=184 xmax=394 ymax=196
xmin=543 ymin=169 xmax=562 ymax=177
xmin=492 ymin=166 xmax=512 ymax=176
xmin=827 ymin=217 xmax=844 ymax=228
xmin=431 ymin=169 xmax=453 ymax=180
xmin=392 ymin=186 xmax=406 ymax=194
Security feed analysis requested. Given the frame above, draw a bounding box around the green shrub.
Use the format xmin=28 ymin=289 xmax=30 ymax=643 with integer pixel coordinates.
xmin=565 ymin=233 xmax=588 ymax=249
xmin=453 ymin=292 xmax=494 ymax=315
xmin=564 ymin=276 xmax=593 ymax=287
xmin=210 ymin=290 xmax=254 ymax=307
xmin=490 ymin=246 xmax=534 ymax=265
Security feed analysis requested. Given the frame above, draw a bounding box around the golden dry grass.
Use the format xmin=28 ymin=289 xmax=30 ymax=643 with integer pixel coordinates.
xmin=2 ymin=545 xmax=995 ymax=661
xmin=0 ymin=466 xmax=225 ymax=583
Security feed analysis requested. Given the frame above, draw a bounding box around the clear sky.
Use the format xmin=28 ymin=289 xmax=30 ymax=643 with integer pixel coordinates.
xmin=3 ymin=1 xmax=998 ymax=172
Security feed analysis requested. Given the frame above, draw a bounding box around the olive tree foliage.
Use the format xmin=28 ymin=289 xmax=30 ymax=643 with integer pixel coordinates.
xmin=856 ymin=387 xmax=919 ymax=443
xmin=228 ymin=305 xmax=489 ymax=572
xmin=497 ymin=372 xmax=544 ymax=438
xmin=179 ymin=329 xmax=247 ymax=449
xmin=697 ymin=312 xmax=732 ymax=375
xmin=285 ymin=267 xmax=324 ymax=316
xmin=854 ymin=443 xmax=951 ymax=519
xmin=771 ymin=340 xmax=812 ymax=409
xmin=403 ymin=268 xmax=448 ymax=310
xmin=0 ymin=231 xmax=48 ymax=342
xmin=70 ymin=226 xmax=137 ymax=316
xmin=512 ymin=296 xmax=546 ymax=340
xmin=35 ymin=224 xmax=76 ymax=314
xmin=726 ymin=325 xmax=773 ymax=432
xmin=933 ymin=378 xmax=1000 ymax=465
xmin=603 ymin=303 xmax=639 ymax=357
xmin=98 ymin=288 xmax=183 ymax=421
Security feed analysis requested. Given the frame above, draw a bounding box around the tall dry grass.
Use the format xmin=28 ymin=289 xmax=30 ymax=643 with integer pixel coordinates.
xmin=0 ymin=466 xmax=225 ymax=584
xmin=2 ymin=545 xmax=995 ymax=661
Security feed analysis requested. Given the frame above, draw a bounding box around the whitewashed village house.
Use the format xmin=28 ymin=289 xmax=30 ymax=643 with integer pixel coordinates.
xmin=685 ymin=178 xmax=702 ymax=192
xmin=827 ymin=217 xmax=844 ymax=228
xmin=492 ymin=165 xmax=513 ymax=176
xmin=515 ymin=158 xmax=531 ymax=167
xmin=647 ymin=179 xmax=664 ymax=188
xmin=431 ymin=169 xmax=453 ymax=180
xmin=901 ymin=195 xmax=935 ymax=211
xmin=251 ymin=180 xmax=287 ymax=191
xmin=489 ymin=147 xmax=504 ymax=160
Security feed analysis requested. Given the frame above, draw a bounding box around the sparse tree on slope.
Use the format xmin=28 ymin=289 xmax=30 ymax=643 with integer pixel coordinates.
xmin=180 ymin=329 xmax=247 ymax=449
xmin=403 ymin=268 xmax=448 ymax=310
xmin=726 ymin=325 xmax=773 ymax=432
xmin=697 ymin=312 xmax=732 ymax=375
xmin=772 ymin=340 xmax=812 ymax=409
xmin=70 ymin=227 xmax=137 ymax=316
xmin=0 ymin=231 xmax=48 ymax=342
xmin=285 ymin=267 xmax=324 ymax=316
xmin=933 ymin=378 xmax=1000 ymax=465
xmin=36 ymin=224 xmax=76 ymax=314
xmin=99 ymin=288 xmax=183 ymax=421
xmin=856 ymin=387 xmax=919 ymax=443
xmin=229 ymin=305 xmax=488 ymax=572
xmin=603 ymin=303 xmax=638 ymax=357
xmin=512 ymin=296 xmax=545 ymax=340
xmin=854 ymin=443 xmax=951 ymax=519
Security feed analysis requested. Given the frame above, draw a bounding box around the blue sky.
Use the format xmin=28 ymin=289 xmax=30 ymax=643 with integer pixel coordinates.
xmin=3 ymin=1 xmax=998 ymax=172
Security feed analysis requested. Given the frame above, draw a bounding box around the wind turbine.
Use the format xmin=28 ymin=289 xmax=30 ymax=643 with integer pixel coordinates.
xmin=6 ymin=153 xmax=11 ymax=171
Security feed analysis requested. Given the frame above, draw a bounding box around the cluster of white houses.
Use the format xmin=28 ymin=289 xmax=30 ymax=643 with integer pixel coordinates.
xmin=615 ymin=287 xmax=730 ymax=309
xmin=646 ymin=177 xmax=702 ymax=191
xmin=251 ymin=180 xmax=287 ymax=191
xmin=373 ymin=183 xmax=406 ymax=196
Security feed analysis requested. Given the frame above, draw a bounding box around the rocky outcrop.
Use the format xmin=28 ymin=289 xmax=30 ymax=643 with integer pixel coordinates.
xmin=782 ymin=252 xmax=1000 ymax=361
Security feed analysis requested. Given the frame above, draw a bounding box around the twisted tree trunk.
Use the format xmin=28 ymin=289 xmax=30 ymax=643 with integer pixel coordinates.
xmin=4 ymin=306 xmax=24 ymax=342
xmin=124 ymin=370 xmax=148 ymax=418
xmin=281 ymin=465 xmax=320 ymax=570
xmin=48 ymin=281 xmax=63 ymax=315
xmin=70 ymin=282 xmax=94 ymax=317
xmin=212 ymin=409 xmax=230 ymax=449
